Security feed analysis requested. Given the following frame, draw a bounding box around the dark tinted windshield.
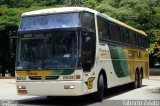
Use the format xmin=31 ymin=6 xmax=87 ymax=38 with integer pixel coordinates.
xmin=44 ymin=32 xmax=78 ymax=69
xmin=19 ymin=38 xmax=44 ymax=69
xmin=17 ymin=31 xmax=79 ymax=70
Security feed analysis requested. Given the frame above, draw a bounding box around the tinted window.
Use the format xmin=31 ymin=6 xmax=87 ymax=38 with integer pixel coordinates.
xmin=121 ymin=28 xmax=129 ymax=44
xmin=82 ymin=32 xmax=96 ymax=70
xmin=142 ymin=36 xmax=148 ymax=48
xmin=82 ymin=12 xmax=95 ymax=32
xmin=145 ymin=37 xmax=149 ymax=48
xmin=97 ymin=17 xmax=110 ymax=40
xmin=110 ymin=24 xmax=121 ymax=42
xmin=135 ymin=33 xmax=139 ymax=46
xmin=129 ymin=31 xmax=136 ymax=45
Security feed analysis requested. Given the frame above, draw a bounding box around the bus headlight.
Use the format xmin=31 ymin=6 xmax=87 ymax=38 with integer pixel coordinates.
xmin=17 ymin=85 xmax=26 ymax=89
xmin=17 ymin=85 xmax=27 ymax=95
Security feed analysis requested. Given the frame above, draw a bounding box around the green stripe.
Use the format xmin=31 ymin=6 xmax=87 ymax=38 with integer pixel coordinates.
xmin=108 ymin=44 xmax=129 ymax=78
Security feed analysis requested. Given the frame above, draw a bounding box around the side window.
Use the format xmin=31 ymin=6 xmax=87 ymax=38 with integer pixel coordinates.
xmin=142 ymin=36 xmax=148 ymax=48
xmin=137 ymin=34 xmax=141 ymax=47
xmin=145 ymin=37 xmax=149 ymax=48
xmin=139 ymin=35 xmax=143 ymax=48
xmin=82 ymin=12 xmax=95 ymax=32
xmin=110 ymin=24 xmax=120 ymax=42
xmin=82 ymin=32 xmax=96 ymax=71
xmin=121 ymin=28 xmax=129 ymax=44
xmin=129 ymin=31 xmax=136 ymax=45
xmin=97 ymin=17 xmax=110 ymax=40
xmin=135 ymin=33 xmax=139 ymax=46
xmin=136 ymin=34 xmax=148 ymax=48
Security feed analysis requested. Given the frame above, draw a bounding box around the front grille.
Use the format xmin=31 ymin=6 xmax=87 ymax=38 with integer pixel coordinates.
xmin=29 ymin=76 xmax=41 ymax=80
xmin=28 ymin=76 xmax=59 ymax=80
xmin=45 ymin=76 xmax=59 ymax=80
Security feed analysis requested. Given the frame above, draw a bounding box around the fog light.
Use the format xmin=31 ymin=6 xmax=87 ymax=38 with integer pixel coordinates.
xmin=69 ymin=85 xmax=75 ymax=89
xmin=17 ymin=85 xmax=26 ymax=89
xmin=64 ymin=85 xmax=75 ymax=89
xmin=18 ymin=85 xmax=23 ymax=89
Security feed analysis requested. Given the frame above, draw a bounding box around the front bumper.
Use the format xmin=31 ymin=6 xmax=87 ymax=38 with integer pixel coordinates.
xmin=16 ymin=81 xmax=83 ymax=96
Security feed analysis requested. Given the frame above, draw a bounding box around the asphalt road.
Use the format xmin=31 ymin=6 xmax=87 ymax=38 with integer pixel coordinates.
xmin=0 ymin=78 xmax=160 ymax=106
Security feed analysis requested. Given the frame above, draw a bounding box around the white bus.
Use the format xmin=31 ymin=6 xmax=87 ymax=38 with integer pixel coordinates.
xmin=16 ymin=7 xmax=149 ymax=101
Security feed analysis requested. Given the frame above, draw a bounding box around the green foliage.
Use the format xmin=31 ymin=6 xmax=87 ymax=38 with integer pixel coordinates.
xmin=0 ymin=6 xmax=22 ymax=30
xmin=147 ymin=29 xmax=160 ymax=57
xmin=83 ymin=0 xmax=97 ymax=8
xmin=63 ymin=0 xmax=83 ymax=6
xmin=0 ymin=0 xmax=159 ymax=58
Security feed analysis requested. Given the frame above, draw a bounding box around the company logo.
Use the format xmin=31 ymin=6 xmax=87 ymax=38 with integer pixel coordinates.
xmin=128 ymin=50 xmax=142 ymax=58
xmin=85 ymin=77 xmax=95 ymax=89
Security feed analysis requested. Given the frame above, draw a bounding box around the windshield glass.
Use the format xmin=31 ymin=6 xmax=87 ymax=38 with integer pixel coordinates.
xmin=19 ymin=38 xmax=44 ymax=69
xmin=19 ymin=13 xmax=80 ymax=31
xmin=17 ymin=31 xmax=79 ymax=70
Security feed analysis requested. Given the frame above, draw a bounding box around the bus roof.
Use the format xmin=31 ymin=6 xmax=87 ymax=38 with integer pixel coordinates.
xmin=22 ymin=7 xmax=98 ymax=17
xmin=22 ymin=7 xmax=147 ymax=36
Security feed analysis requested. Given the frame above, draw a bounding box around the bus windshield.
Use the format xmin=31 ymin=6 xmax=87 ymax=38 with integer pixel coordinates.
xmin=17 ymin=31 xmax=79 ymax=70
xmin=19 ymin=13 xmax=80 ymax=31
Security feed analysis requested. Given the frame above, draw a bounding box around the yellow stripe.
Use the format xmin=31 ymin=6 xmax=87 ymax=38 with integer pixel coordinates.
xmin=117 ymin=21 xmax=147 ymax=36
xmin=16 ymin=70 xmax=53 ymax=76
xmin=101 ymin=53 xmax=108 ymax=56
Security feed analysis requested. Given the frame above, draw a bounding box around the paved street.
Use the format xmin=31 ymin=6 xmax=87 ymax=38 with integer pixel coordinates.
xmin=0 ymin=78 xmax=160 ymax=106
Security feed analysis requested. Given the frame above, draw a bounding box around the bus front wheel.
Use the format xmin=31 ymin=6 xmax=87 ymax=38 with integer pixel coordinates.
xmin=95 ymin=74 xmax=104 ymax=102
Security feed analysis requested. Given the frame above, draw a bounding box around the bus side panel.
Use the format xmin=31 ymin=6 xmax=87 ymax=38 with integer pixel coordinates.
xmin=124 ymin=48 xmax=149 ymax=80
xmin=98 ymin=43 xmax=133 ymax=88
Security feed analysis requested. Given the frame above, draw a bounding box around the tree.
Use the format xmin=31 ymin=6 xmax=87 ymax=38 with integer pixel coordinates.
xmin=0 ymin=0 xmax=159 ymax=70
xmin=63 ymin=0 xmax=83 ymax=6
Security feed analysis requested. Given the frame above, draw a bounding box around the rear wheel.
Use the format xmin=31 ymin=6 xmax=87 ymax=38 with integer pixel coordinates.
xmin=138 ymin=72 xmax=143 ymax=88
xmin=95 ymin=74 xmax=104 ymax=102
xmin=132 ymin=72 xmax=139 ymax=89
xmin=132 ymin=71 xmax=142 ymax=89
xmin=47 ymin=96 xmax=54 ymax=99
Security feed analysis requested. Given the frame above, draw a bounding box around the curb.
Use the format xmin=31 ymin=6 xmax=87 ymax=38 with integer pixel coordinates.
xmin=0 ymin=77 xmax=15 ymax=79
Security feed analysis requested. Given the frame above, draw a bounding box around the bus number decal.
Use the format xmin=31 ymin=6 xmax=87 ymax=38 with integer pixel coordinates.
xmin=27 ymin=72 xmax=37 ymax=76
xmin=85 ymin=77 xmax=95 ymax=89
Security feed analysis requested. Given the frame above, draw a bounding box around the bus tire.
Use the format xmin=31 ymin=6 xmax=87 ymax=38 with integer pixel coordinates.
xmin=138 ymin=71 xmax=143 ymax=88
xmin=47 ymin=96 xmax=54 ymax=99
xmin=95 ymin=74 xmax=104 ymax=102
xmin=133 ymin=72 xmax=139 ymax=89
